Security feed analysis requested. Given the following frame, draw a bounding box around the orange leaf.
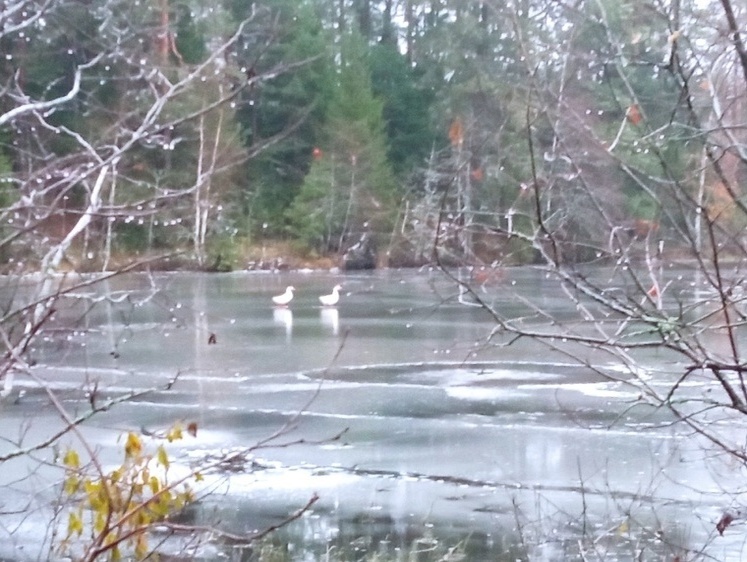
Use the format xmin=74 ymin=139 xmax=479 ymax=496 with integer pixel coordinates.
xmin=448 ymin=118 xmax=464 ymax=147
xmin=187 ymin=422 xmax=198 ymax=437
xmin=627 ymin=104 xmax=642 ymax=125
xmin=470 ymin=167 xmax=484 ymax=182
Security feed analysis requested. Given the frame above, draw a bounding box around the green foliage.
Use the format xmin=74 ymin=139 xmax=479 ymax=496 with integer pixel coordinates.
xmin=237 ymin=0 xmax=334 ymax=234
xmin=0 ymin=139 xmax=12 ymax=188
xmin=286 ymin=156 xmax=341 ymax=252
xmin=288 ymin=30 xmax=399 ymax=254
xmin=113 ymin=223 xmax=149 ymax=253
xmin=0 ymin=140 xmax=16 ymax=263
xmin=369 ymin=44 xmax=439 ymax=175
xmin=572 ymin=0 xmax=690 ymax=233
xmin=175 ymin=6 xmax=208 ymax=64
xmin=0 ymin=0 xmax=727 ymax=268
xmin=205 ymin=223 xmax=242 ymax=272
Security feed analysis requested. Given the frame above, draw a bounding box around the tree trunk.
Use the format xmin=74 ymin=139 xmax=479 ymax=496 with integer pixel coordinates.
xmin=356 ymin=0 xmax=372 ymax=40
xmin=381 ymin=0 xmax=395 ymax=46
xmin=405 ymin=0 xmax=414 ymax=63
xmin=155 ymin=0 xmax=170 ymax=64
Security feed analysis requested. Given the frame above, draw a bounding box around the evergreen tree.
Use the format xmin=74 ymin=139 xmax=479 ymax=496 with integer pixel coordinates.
xmin=175 ymin=5 xmax=209 ymax=64
xmin=284 ymin=154 xmax=341 ymax=251
xmin=538 ymin=0 xmax=693 ymax=243
xmin=233 ymin=0 xmax=334 ymax=236
xmin=369 ymin=43 xmax=439 ymax=176
xmin=288 ymin=30 xmax=398 ymax=255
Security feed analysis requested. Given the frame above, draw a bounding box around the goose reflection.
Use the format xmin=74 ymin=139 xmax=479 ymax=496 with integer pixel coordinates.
xmin=273 ymin=307 xmax=293 ymax=338
xmin=320 ymin=307 xmax=339 ymax=335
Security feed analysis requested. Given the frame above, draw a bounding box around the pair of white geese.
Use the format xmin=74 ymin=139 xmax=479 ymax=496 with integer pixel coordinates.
xmin=272 ymin=284 xmax=342 ymax=307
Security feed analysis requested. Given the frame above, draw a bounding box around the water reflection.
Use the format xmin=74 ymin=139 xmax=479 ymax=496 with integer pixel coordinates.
xmin=273 ymin=307 xmax=293 ymax=339
xmin=18 ymin=269 xmax=743 ymax=561
xmin=320 ymin=307 xmax=339 ymax=335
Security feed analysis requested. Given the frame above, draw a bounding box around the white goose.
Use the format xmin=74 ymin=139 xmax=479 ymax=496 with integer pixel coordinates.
xmin=319 ymin=284 xmax=342 ymax=306
xmin=272 ymin=286 xmax=295 ymax=306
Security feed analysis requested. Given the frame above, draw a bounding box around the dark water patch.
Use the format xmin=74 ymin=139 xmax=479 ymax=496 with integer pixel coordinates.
xmin=177 ymin=458 xmax=712 ymax=562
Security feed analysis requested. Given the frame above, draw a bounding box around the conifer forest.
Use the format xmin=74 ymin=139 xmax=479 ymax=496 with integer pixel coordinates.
xmin=3 ymin=0 xmax=745 ymax=272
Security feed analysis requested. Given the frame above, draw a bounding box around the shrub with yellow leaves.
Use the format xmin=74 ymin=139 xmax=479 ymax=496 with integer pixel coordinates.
xmin=57 ymin=422 xmax=201 ymax=561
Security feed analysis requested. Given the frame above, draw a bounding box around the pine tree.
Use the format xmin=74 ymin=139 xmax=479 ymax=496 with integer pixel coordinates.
xmin=235 ymin=0 xmax=334 ymax=236
xmin=369 ymin=43 xmax=438 ymax=176
xmin=288 ymin=30 xmax=398 ymax=256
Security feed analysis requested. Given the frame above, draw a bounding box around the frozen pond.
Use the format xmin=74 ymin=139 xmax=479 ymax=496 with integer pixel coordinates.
xmin=0 ymin=267 xmax=743 ymax=560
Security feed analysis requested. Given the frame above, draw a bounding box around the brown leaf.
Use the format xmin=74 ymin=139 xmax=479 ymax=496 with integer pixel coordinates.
xmin=717 ymin=512 xmax=734 ymax=535
xmin=627 ymin=104 xmax=642 ymax=125
xmin=449 ymin=118 xmax=464 ymax=147
xmin=208 ymin=333 xmax=217 ymax=345
xmin=187 ymin=422 xmax=198 ymax=437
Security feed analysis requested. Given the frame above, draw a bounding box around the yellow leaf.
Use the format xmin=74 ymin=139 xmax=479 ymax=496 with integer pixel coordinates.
xmin=94 ymin=511 xmax=106 ymax=533
xmin=152 ymin=492 xmax=171 ymax=517
xmin=152 ymin=502 xmax=169 ymax=518
xmin=67 ymin=511 xmax=84 ymax=536
xmin=156 ymin=445 xmax=170 ymax=469
xmin=125 ymin=432 xmax=142 ymax=459
xmin=84 ymin=480 xmax=105 ymax=510
xmin=618 ymin=519 xmax=630 ymax=534
xmin=110 ymin=467 xmax=123 ymax=483
xmin=105 ymin=483 xmax=121 ymax=511
xmin=135 ymin=534 xmax=149 ymax=559
xmin=104 ymin=532 xmax=117 ymax=546
xmin=63 ymin=475 xmax=79 ymax=495
xmin=194 ymin=471 xmax=204 ymax=482
xmin=149 ymin=476 xmax=160 ymax=494
xmin=63 ymin=449 xmax=80 ymax=468
xmin=136 ymin=508 xmax=151 ymax=527
xmin=166 ymin=424 xmax=183 ymax=443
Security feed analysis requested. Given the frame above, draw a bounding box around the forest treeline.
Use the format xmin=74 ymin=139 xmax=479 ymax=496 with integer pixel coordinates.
xmin=0 ymin=0 xmax=744 ymax=272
